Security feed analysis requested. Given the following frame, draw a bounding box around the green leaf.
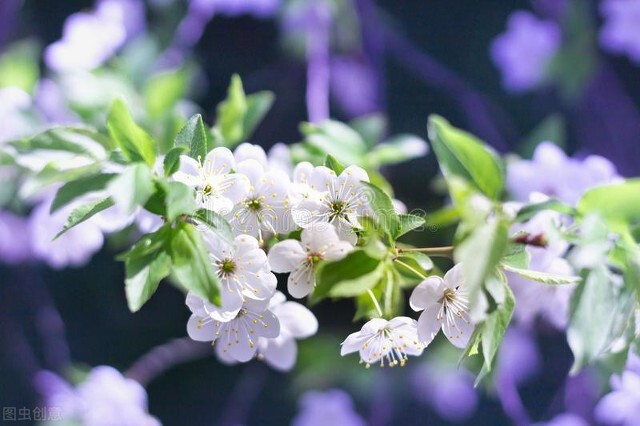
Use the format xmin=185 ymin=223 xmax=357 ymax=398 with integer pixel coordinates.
xmin=175 ymin=114 xmax=208 ymax=160
xmin=362 ymin=182 xmax=400 ymax=240
xmin=577 ymin=179 xmax=640 ymax=232
xmin=366 ymin=134 xmax=429 ymax=168
xmin=301 ymin=120 xmax=367 ymax=165
xmin=163 ymin=146 xmax=187 ymax=177
xmin=51 ymin=173 xmax=117 ymax=213
xmin=455 ymin=219 xmax=510 ymax=306
xmin=0 ymin=40 xmax=40 ymax=93
xmin=324 ymin=154 xmax=345 ymax=175
xmin=122 ymin=226 xmax=173 ymax=312
xmin=502 ymin=264 xmax=581 ymax=285
xmin=568 ymin=266 xmax=618 ymax=373
xmin=216 ymin=74 xmax=248 ymax=147
xmin=478 ymin=276 xmax=515 ymax=372
xmin=328 ymin=262 xmax=385 ymax=298
xmin=312 ymin=249 xmax=381 ymax=303
xmin=169 ymin=222 xmax=221 ymax=305
xmin=192 ymin=208 xmax=235 ymax=246
xmin=396 ymin=252 xmax=433 ymax=271
xmin=500 ymin=242 xmax=530 ymax=269
xmin=349 ymin=114 xmax=387 ymax=148
xmin=12 ymin=127 xmax=109 ymax=157
xmin=54 ymin=197 xmax=115 ymax=240
xmin=397 ymin=214 xmax=426 ymax=237
xmin=519 ymin=115 xmax=566 ymax=158
xmin=107 ymin=99 xmax=157 ymax=166
xmin=143 ymin=68 xmax=190 ymax=118
xmin=243 ymin=91 xmax=274 ymax=139
xmin=428 ymin=115 xmax=505 ymax=200
xmin=107 ymin=163 xmax=155 ymax=214
xmin=515 ymin=198 xmax=576 ymax=223
xmin=163 ymin=181 xmax=197 ymax=221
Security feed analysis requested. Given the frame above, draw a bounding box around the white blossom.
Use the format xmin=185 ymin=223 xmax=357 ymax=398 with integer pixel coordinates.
xmin=173 ymin=147 xmax=249 ymax=214
xmin=410 ymin=264 xmax=475 ymax=349
xmin=226 ymin=159 xmax=295 ymax=239
xmin=187 ymin=295 xmax=280 ymax=362
xmin=256 ymin=291 xmax=319 ymax=371
xmin=268 ymin=223 xmax=353 ymax=298
xmin=340 ymin=317 xmax=423 ymax=367
xmin=200 ymin=230 xmax=276 ymax=313
xmin=292 ymin=165 xmax=370 ymax=244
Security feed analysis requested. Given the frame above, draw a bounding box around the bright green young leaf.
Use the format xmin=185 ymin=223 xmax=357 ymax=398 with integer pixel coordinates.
xmin=397 ymin=214 xmax=426 ymax=237
xmin=51 ymin=173 xmax=117 ymax=213
xmin=312 ymin=249 xmax=381 ymax=303
xmin=107 ymin=163 xmax=155 ymax=214
xmin=12 ymin=127 xmax=109 ymax=157
xmin=500 ymin=242 xmax=530 ymax=270
xmin=175 ymin=114 xmax=208 ymax=160
xmin=301 ymin=120 xmax=367 ymax=165
xmin=192 ymin=208 xmax=235 ymax=246
xmin=243 ymin=91 xmax=275 ymax=139
xmin=428 ymin=115 xmax=505 ymax=200
xmin=169 ymin=222 xmax=221 ymax=305
xmin=501 ymin=264 xmax=581 ymax=285
xmin=163 ymin=146 xmax=187 ymax=177
xmin=216 ymin=74 xmax=248 ymax=146
xmin=0 ymin=40 xmax=40 ymax=93
xmin=328 ymin=262 xmax=385 ymax=298
xmin=163 ymin=181 xmax=197 ymax=221
xmin=362 ymin=182 xmax=400 ymax=240
xmin=122 ymin=226 xmax=173 ymax=312
xmin=54 ymin=197 xmax=115 ymax=240
xmin=324 ymin=154 xmax=346 ymax=175
xmin=143 ymin=68 xmax=190 ymax=118
xmin=107 ymin=99 xmax=157 ymax=166
xmin=396 ymin=252 xmax=433 ymax=271
xmin=577 ymin=179 xmax=640 ymax=232
xmin=366 ymin=134 xmax=429 ymax=168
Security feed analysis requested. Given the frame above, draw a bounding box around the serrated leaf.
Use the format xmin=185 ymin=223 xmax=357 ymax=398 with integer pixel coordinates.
xmin=501 ymin=242 xmax=530 ymax=270
xmin=324 ymin=154 xmax=345 ymax=175
xmin=51 ymin=172 xmax=117 ymax=213
xmin=480 ymin=278 xmax=515 ymax=371
xmin=397 ymin=214 xmax=425 ymax=237
xmin=107 ymin=99 xmax=157 ymax=166
xmin=216 ymin=74 xmax=248 ymax=147
xmin=515 ymin=198 xmax=576 ymax=222
xmin=163 ymin=146 xmax=187 ymax=177
xmin=54 ymin=197 xmax=114 ymax=240
xmin=163 ymin=181 xmax=197 ymax=221
xmin=577 ymin=179 xmax=640 ymax=232
xmin=312 ymin=249 xmax=381 ymax=303
xmin=362 ymin=182 xmax=400 ymax=240
xmin=502 ymin=264 xmax=580 ymax=285
xmin=428 ymin=115 xmax=504 ymax=200
xmin=169 ymin=222 xmax=221 ymax=305
xmin=175 ymin=114 xmax=208 ymax=160
xmin=192 ymin=208 xmax=236 ymax=247
xmin=107 ymin=163 xmax=155 ymax=214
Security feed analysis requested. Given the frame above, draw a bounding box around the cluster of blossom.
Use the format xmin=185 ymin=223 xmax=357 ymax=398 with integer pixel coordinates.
xmin=35 ymin=366 xmax=159 ymax=426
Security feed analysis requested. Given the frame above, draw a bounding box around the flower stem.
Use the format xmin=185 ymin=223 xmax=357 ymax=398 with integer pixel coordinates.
xmin=398 ymin=246 xmax=454 ymax=258
xmin=393 ymin=259 xmax=428 ymax=280
xmin=367 ymin=289 xmax=384 ymax=318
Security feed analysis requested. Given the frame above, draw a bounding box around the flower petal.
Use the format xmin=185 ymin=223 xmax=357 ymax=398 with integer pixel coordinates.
xmin=417 ymin=306 xmax=442 ymax=347
xmin=340 ymin=331 xmax=367 ymax=356
xmin=410 ymin=277 xmax=445 ymax=311
xmin=287 ymin=265 xmax=315 ymax=299
xmin=204 ymin=147 xmax=235 ymax=175
xmin=442 ymin=310 xmax=474 ymax=349
xmin=275 ymin=301 xmax=319 ymax=338
xmin=267 ymin=240 xmax=305 ymax=273
xmin=443 ymin=263 xmax=465 ymax=290
xmin=187 ymin=315 xmax=218 ymax=342
xmin=261 ymin=337 xmax=297 ymax=371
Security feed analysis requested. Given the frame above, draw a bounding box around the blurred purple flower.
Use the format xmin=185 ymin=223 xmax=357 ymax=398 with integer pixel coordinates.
xmin=497 ymin=326 xmax=542 ymax=386
xmin=595 ymin=369 xmax=640 ymax=426
xmin=564 ymin=370 xmax=599 ymax=421
xmin=534 ymin=413 xmax=589 ymax=426
xmin=35 ymin=79 xmax=78 ymax=125
xmin=45 ymin=0 xmax=145 ymax=72
xmin=491 ymin=11 xmax=561 ymax=92
xmin=192 ymin=0 xmax=280 ymax=17
xmin=507 ymin=142 xmax=620 ymax=205
xmin=330 ymin=56 xmax=379 ymax=118
xmin=35 ymin=366 xmax=160 ymax=426
xmin=410 ymin=361 xmax=478 ymax=421
xmin=0 ymin=210 xmax=33 ymax=264
xmin=600 ymin=0 xmax=640 ymax=64
xmin=0 ymin=87 xmax=35 ymax=143
xmin=29 ymin=195 xmax=104 ymax=269
xmin=292 ymin=389 xmax=366 ymax=426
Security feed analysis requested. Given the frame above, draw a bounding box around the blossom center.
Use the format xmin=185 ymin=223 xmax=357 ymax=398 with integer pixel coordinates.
xmin=246 ymin=198 xmax=263 ymax=212
xmin=328 ymin=200 xmax=346 ymax=220
xmin=216 ymin=258 xmax=236 ymax=277
xmin=306 ymin=252 xmax=323 ymax=266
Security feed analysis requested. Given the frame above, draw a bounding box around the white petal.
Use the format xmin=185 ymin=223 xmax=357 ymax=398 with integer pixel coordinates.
xmin=443 ymin=263 xmax=465 ymax=290
xmin=302 ymin=223 xmax=338 ymax=250
xmin=335 ymin=221 xmax=358 ymax=245
xmin=324 ymin=241 xmax=354 ymax=261
xmin=293 ymin=161 xmax=314 ymax=184
xmin=442 ymin=310 xmax=474 ymax=349
xmin=261 ymin=337 xmax=297 ymax=371
xmin=236 ymin=158 xmax=265 ymax=185
xmin=409 ymin=277 xmax=446 ymax=311
xmin=257 ymin=309 xmax=281 ymax=339
xmin=204 ymin=147 xmax=235 ymax=175
xmin=220 ymin=173 xmax=250 ymax=204
xmin=340 ymin=331 xmax=367 ymax=356
xmin=338 ymin=165 xmax=369 ymax=186
xmin=219 ymin=287 xmax=244 ymax=314
xmin=307 ymin=166 xmax=335 ymax=192
xmin=224 ymin=323 xmax=257 ymax=362
xmin=172 ymin=155 xmax=200 ymax=186
xmin=275 ymin=301 xmax=319 ymax=338
xmin=268 ymin=240 xmax=305 ymax=273
xmin=234 ymin=143 xmax=267 ymax=167
xmin=417 ymin=306 xmax=442 ymax=346
xmin=360 ymin=318 xmax=388 ymax=335
xmin=214 ymin=339 xmax=238 ymax=365
xmin=204 ymin=195 xmax=234 ymax=215
xmin=187 ymin=315 xmax=218 ymax=342
xmin=287 ymin=266 xmax=315 ymax=299
xmin=235 ymin=234 xmax=261 ymax=254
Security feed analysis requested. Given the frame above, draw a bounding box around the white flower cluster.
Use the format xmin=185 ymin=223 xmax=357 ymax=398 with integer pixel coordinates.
xmin=181 ymin=143 xmax=378 ymax=370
